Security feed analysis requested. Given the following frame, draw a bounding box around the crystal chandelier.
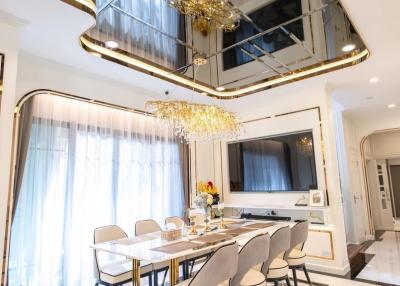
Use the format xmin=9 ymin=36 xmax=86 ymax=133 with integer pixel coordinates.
xmin=296 ymin=136 xmax=314 ymax=156
xmin=168 ymin=0 xmax=241 ymax=33
xmin=146 ymin=100 xmax=242 ymax=142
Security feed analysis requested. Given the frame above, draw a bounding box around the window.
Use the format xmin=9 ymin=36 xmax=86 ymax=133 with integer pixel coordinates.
xmin=8 ymin=93 xmax=187 ymax=285
xmin=223 ymin=0 xmax=304 ymax=70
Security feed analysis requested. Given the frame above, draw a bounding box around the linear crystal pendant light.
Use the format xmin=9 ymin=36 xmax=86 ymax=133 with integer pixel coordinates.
xmin=146 ymin=100 xmax=242 ymax=142
xmin=147 ymin=54 xmax=241 ymax=142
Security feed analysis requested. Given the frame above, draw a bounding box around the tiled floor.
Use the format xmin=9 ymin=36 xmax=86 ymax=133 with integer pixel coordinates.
xmin=356 ymin=231 xmax=400 ymax=285
xmin=291 ymin=271 xmax=377 ymax=286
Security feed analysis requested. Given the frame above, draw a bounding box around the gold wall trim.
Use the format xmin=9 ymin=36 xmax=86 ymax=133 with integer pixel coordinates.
xmin=62 ymin=0 xmax=369 ymax=99
xmin=243 ymin=106 xmax=329 ymax=205
xmin=360 ymin=127 xmax=400 ymax=236
xmin=192 ymin=107 xmax=330 ymax=205
xmin=307 ymin=229 xmax=335 ymax=261
xmin=1 ymin=89 xmax=159 ymax=285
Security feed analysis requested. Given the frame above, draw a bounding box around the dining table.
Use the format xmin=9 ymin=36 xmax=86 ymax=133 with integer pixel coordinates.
xmin=90 ymin=218 xmax=295 ymax=286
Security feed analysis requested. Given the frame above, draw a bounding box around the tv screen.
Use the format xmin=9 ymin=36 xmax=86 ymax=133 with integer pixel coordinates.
xmin=228 ymin=131 xmax=317 ymax=192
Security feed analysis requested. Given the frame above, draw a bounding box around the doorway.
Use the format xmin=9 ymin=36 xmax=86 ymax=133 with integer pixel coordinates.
xmin=361 ymin=130 xmax=400 ymax=232
xmin=388 ymin=161 xmax=400 ymax=230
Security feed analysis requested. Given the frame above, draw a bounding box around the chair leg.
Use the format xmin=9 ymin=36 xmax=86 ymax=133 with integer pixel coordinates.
xmin=153 ymin=270 xmax=158 ymax=286
xmin=274 ymin=281 xmax=279 ymax=286
xmin=292 ymin=268 xmax=298 ymax=286
xmin=285 ymin=277 xmax=292 ymax=286
xmin=161 ymin=269 xmax=168 ymax=285
xmin=189 ymin=260 xmax=195 ymax=276
xmin=303 ymin=266 xmax=312 ymax=285
xmin=148 ymin=274 xmax=153 ymax=286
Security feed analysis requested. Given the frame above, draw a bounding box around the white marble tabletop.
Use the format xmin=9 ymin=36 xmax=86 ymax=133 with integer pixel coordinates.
xmin=90 ymin=219 xmax=293 ymax=264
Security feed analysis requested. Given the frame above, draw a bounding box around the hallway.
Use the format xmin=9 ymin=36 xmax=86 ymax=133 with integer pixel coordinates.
xmin=356 ymin=231 xmax=400 ymax=285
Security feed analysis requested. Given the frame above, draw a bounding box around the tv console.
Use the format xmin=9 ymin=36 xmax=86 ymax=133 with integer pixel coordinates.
xmin=240 ymin=212 xmax=291 ymax=221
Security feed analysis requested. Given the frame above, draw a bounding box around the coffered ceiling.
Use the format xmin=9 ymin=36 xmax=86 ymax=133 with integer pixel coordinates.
xmin=74 ymin=0 xmax=368 ymax=98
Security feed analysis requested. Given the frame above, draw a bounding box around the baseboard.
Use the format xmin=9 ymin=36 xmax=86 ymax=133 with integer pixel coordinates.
xmin=365 ymin=234 xmax=375 ymax=241
xmin=306 ymin=262 xmax=350 ymax=276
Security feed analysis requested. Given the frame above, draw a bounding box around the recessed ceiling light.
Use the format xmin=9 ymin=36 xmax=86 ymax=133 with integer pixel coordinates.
xmin=342 ymin=44 xmax=356 ymax=52
xmin=366 ymin=96 xmax=374 ymax=100
xmin=105 ymin=40 xmax=119 ymax=49
xmin=90 ymin=51 xmax=102 ymax=58
xmin=388 ymin=104 xmax=396 ymax=108
xmin=216 ymin=86 xmax=225 ymax=91
xmin=369 ymin=77 xmax=379 ymax=83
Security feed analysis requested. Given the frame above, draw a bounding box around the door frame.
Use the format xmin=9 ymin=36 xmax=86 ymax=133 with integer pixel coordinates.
xmin=360 ymin=128 xmax=400 ymax=236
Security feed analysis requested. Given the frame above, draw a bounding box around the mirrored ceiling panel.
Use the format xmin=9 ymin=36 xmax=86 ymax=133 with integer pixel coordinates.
xmin=71 ymin=0 xmax=368 ymax=98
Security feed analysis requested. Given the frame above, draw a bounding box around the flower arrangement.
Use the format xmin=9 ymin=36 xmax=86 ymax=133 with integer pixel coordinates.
xmin=193 ymin=191 xmax=213 ymax=209
xmin=197 ymin=181 xmax=218 ymax=195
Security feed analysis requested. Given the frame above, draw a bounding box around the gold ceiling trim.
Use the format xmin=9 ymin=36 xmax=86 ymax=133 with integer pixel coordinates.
xmin=65 ymin=0 xmax=369 ymax=99
xmin=62 ymin=0 xmax=96 ymax=17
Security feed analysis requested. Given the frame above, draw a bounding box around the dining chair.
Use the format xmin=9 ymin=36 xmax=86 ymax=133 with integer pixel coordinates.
xmin=93 ymin=225 xmax=153 ymax=286
xmin=135 ymin=219 xmax=170 ymax=285
xmin=284 ymin=221 xmax=311 ymax=286
xmin=228 ymin=233 xmax=270 ymax=286
xmin=165 ymin=216 xmax=185 ymax=228
xmin=165 ymin=216 xmax=213 ymax=278
xmin=135 ymin=219 xmax=162 ymax=236
xmin=175 ymin=242 xmax=239 ymax=286
xmin=260 ymin=226 xmax=291 ymax=286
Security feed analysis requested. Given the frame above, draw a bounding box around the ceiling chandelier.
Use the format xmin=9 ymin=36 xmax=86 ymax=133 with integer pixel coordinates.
xmin=168 ymin=0 xmax=241 ymax=34
xmin=296 ymin=136 xmax=314 ymax=156
xmin=146 ymin=100 xmax=242 ymax=142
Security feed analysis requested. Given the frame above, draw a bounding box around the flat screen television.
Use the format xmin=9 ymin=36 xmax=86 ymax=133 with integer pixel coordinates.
xmin=228 ymin=131 xmax=317 ymax=192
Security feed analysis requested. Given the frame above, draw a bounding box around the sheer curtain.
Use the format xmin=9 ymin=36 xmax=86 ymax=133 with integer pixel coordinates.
xmin=242 ymin=140 xmax=293 ymax=191
xmin=8 ymin=93 xmax=186 ymax=285
xmin=89 ymin=0 xmax=186 ymax=70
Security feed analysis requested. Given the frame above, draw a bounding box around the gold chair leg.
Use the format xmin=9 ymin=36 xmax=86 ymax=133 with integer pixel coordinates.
xmin=169 ymin=258 xmax=179 ymax=286
xmin=132 ymin=259 xmax=141 ymax=286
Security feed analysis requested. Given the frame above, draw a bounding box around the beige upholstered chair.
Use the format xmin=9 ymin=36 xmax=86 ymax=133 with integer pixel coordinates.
xmin=260 ymin=226 xmax=291 ymax=286
xmin=165 ymin=216 xmax=185 ymax=228
xmin=135 ymin=219 xmax=162 ymax=236
xmin=176 ymin=243 xmax=239 ymax=286
xmin=228 ymin=233 xmax=270 ymax=286
xmin=93 ymin=225 xmax=152 ymax=286
xmin=135 ymin=219 xmax=169 ymax=285
xmin=164 ymin=216 xmax=212 ymax=279
xmin=284 ymin=221 xmax=311 ymax=286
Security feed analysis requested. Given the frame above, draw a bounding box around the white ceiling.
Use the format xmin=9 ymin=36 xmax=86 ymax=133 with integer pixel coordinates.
xmin=0 ymin=0 xmax=400 ymax=119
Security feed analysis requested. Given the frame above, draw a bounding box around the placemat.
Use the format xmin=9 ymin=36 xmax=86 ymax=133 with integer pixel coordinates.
xmin=244 ymin=222 xmax=275 ymax=229
xmin=210 ymin=220 xmax=237 ymax=226
xmin=150 ymin=241 xmax=200 ymax=254
xmin=190 ymin=233 xmax=232 ymax=244
xmin=221 ymin=227 xmax=256 ymax=236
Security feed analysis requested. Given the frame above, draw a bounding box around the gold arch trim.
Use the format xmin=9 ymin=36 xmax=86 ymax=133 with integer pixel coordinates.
xmin=63 ymin=0 xmax=369 ymax=99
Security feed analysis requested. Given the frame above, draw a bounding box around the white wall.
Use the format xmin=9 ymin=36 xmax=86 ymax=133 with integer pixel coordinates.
xmin=369 ymin=131 xmax=400 ymax=159
xmin=0 ymin=22 xmax=20 ymax=283
xmin=191 ymin=84 xmax=350 ymax=274
xmin=15 ymin=53 xmax=159 ymax=108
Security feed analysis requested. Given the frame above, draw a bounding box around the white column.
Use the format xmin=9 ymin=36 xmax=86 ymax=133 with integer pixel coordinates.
xmin=0 ymin=22 xmax=19 ymax=282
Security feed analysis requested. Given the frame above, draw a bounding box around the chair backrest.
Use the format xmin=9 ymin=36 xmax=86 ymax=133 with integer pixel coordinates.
xmin=189 ymin=243 xmax=239 ymax=286
xmin=165 ymin=216 xmax=184 ymax=228
xmin=261 ymin=226 xmax=290 ymax=275
xmin=230 ymin=233 xmax=270 ymax=286
xmin=284 ymin=221 xmax=309 ymax=260
xmin=188 ymin=208 xmax=206 ymax=225
xmin=93 ymin=225 xmax=127 ymax=279
xmin=135 ymin=219 xmax=162 ymax=236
